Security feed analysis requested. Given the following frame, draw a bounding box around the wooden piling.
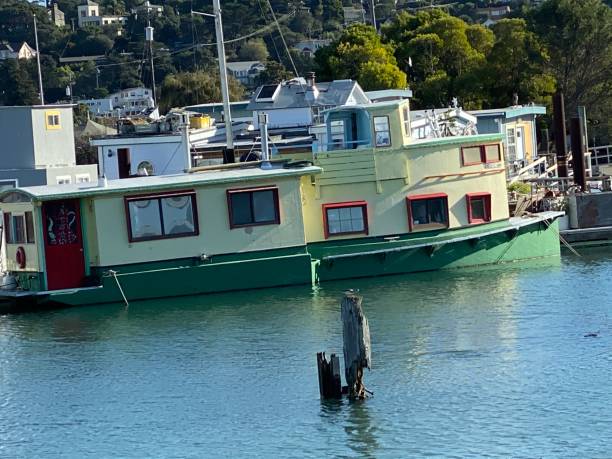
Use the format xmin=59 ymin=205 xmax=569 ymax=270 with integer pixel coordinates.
xmin=341 ymin=292 xmax=371 ymax=399
xmin=316 ymin=352 xmax=342 ymax=399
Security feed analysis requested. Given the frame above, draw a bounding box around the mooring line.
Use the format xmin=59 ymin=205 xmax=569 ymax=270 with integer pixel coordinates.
xmin=107 ymin=270 xmax=129 ymax=307
xmin=542 ymin=219 xmax=581 ymax=257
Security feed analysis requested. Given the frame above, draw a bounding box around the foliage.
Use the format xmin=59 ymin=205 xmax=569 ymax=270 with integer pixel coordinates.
xmin=382 ymin=10 xmax=492 ymax=108
xmin=0 ymin=60 xmax=39 ymax=106
xmin=158 ymin=70 xmax=246 ymax=112
xmin=237 ymin=39 xmax=269 ymax=62
xmin=256 ymin=60 xmax=294 ymax=85
xmin=315 ymin=24 xmax=407 ymax=91
xmin=483 ymin=19 xmax=556 ymax=107
xmin=530 ymin=0 xmax=612 ymax=143
xmin=508 ymin=182 xmax=532 ymax=195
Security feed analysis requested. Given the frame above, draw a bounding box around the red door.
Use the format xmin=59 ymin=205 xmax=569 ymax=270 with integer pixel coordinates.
xmin=43 ymin=199 xmax=85 ymax=290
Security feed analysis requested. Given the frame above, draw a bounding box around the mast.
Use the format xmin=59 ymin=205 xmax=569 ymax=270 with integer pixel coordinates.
xmin=191 ymin=2 xmax=235 ymax=162
xmin=33 ymin=13 xmax=45 ymax=105
xmin=212 ymin=0 xmax=235 ymax=158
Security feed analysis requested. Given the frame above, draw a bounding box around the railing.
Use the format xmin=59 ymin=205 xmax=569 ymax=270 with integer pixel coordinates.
xmin=323 ymin=139 xmax=371 ymax=152
xmin=590 ymin=144 xmax=612 ymax=166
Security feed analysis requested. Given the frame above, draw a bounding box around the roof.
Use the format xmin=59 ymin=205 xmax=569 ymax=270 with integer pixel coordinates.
xmin=80 ymin=0 xmax=99 ymax=6
xmin=2 ymin=165 xmax=322 ymax=202
xmin=226 ymin=61 xmax=265 ymax=72
xmin=0 ymin=104 xmax=75 ymax=110
xmin=366 ymin=89 xmax=413 ymax=101
xmin=247 ymin=79 xmax=367 ymax=111
xmin=469 ymin=105 xmax=546 ymax=119
xmin=0 ymin=42 xmax=31 ymax=52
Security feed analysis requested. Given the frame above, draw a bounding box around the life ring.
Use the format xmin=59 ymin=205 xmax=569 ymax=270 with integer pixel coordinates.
xmin=16 ymin=246 xmax=26 ymax=269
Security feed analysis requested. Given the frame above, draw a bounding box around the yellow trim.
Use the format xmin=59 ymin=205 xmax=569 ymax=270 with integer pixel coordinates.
xmin=45 ymin=110 xmax=61 ymax=130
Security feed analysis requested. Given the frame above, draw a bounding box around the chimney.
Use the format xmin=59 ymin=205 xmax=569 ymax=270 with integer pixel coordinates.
xmin=306 ymin=71 xmax=316 ymax=87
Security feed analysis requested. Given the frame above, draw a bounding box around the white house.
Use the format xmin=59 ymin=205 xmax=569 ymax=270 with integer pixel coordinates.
xmin=0 ymin=42 xmax=36 ymax=60
xmin=247 ymin=74 xmax=370 ymax=130
xmin=226 ymin=61 xmax=266 ymax=86
xmin=131 ymin=1 xmax=164 ymax=17
xmin=79 ymin=87 xmax=156 ymax=118
xmin=343 ymin=6 xmax=365 ymax=26
xmin=294 ymin=39 xmax=330 ymax=57
xmin=77 ymin=0 xmax=127 ymax=28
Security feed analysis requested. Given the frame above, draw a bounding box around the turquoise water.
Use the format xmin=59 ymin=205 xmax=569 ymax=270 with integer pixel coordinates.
xmin=1 ymin=250 xmax=612 ymax=458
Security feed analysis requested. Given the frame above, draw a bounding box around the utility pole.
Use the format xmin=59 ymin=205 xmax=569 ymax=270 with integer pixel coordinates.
xmin=146 ymin=24 xmax=157 ymax=106
xmin=33 ymin=13 xmax=45 ymax=105
xmin=192 ymin=2 xmax=235 ymax=162
xmin=370 ymin=0 xmax=377 ymax=32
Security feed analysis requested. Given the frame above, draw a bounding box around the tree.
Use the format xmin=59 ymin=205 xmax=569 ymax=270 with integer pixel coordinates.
xmin=0 ymin=60 xmax=39 ymax=106
xmin=256 ymin=60 xmax=293 ymax=85
xmin=237 ymin=39 xmax=269 ymax=62
xmin=382 ymin=10 xmax=492 ymax=108
xmin=483 ymin=19 xmax=555 ymax=107
xmin=530 ymin=0 xmax=612 ymax=126
xmin=315 ymin=24 xmax=407 ymax=90
xmin=159 ymin=70 xmax=246 ymax=112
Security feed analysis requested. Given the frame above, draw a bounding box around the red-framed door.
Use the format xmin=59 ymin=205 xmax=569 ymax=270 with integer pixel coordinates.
xmin=42 ymin=199 xmax=85 ymax=290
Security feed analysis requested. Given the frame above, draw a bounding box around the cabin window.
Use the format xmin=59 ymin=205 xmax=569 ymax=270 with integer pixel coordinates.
xmin=125 ymin=191 xmax=198 ymax=242
xmin=407 ymin=194 xmax=449 ymax=232
xmin=461 ymin=144 xmax=502 ymax=166
xmin=466 ymin=193 xmax=492 ymax=224
xmin=374 ymin=116 xmax=391 ymax=147
xmin=402 ymin=106 xmax=411 ymax=136
xmin=5 ymin=214 xmax=26 ymax=244
xmin=227 ymin=187 xmax=280 ymax=229
xmin=322 ymin=201 xmax=368 ymax=238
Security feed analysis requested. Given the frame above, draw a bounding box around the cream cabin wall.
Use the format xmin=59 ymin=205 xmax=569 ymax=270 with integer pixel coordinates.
xmin=2 ymin=202 xmax=41 ymax=272
xmin=303 ymin=138 xmax=508 ymax=243
xmin=89 ymin=177 xmax=307 ymax=267
xmin=405 ymin=140 xmax=509 ymax=224
xmin=505 ymin=119 xmax=536 ymax=163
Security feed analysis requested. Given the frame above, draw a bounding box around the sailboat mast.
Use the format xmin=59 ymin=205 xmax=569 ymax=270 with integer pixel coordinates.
xmin=33 ymin=13 xmax=45 ymax=105
xmin=212 ymin=0 xmax=234 ymax=152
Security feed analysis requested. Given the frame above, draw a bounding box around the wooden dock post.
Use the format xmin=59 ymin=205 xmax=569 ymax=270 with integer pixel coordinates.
xmin=341 ymin=292 xmax=371 ymax=399
xmin=316 ymin=352 xmax=342 ymax=399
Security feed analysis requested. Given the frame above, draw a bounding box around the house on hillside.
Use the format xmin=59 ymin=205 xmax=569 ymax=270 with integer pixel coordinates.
xmin=0 ymin=42 xmax=36 ymax=60
xmin=294 ymin=39 xmax=330 ymax=58
xmin=477 ymin=5 xmax=511 ymax=26
xmin=343 ymin=6 xmax=365 ymax=26
xmin=131 ymin=1 xmax=164 ymax=17
xmin=247 ymin=73 xmax=370 ymax=130
xmin=77 ymin=0 xmax=127 ymax=28
xmin=226 ymin=61 xmax=266 ymax=87
xmin=79 ymin=87 xmax=156 ymax=118
xmin=49 ymin=3 xmax=65 ymax=27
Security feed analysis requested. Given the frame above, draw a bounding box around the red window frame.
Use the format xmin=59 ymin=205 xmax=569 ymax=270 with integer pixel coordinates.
xmin=461 ymin=144 xmax=502 ymax=166
xmin=466 ymin=192 xmax=492 ymax=224
xmin=124 ymin=189 xmax=199 ymax=242
xmin=322 ymin=201 xmax=369 ymax=239
xmin=226 ymin=186 xmax=280 ymax=229
xmin=406 ymin=193 xmax=449 ymax=232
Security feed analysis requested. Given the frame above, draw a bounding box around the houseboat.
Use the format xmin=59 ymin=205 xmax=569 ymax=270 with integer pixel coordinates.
xmin=0 ymin=100 xmax=562 ymax=310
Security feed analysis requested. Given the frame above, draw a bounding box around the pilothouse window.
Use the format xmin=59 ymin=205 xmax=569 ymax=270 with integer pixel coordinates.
xmin=374 ymin=116 xmax=391 ymax=147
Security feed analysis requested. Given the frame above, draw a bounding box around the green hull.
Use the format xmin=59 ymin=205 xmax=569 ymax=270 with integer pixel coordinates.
xmin=5 ymin=215 xmax=561 ymax=310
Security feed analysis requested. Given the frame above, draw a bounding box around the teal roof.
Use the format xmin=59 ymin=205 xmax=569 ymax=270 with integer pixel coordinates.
xmin=470 ymin=105 xmax=546 ymax=119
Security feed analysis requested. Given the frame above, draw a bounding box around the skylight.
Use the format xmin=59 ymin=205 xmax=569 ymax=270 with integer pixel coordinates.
xmin=255 ymin=84 xmax=280 ymax=102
